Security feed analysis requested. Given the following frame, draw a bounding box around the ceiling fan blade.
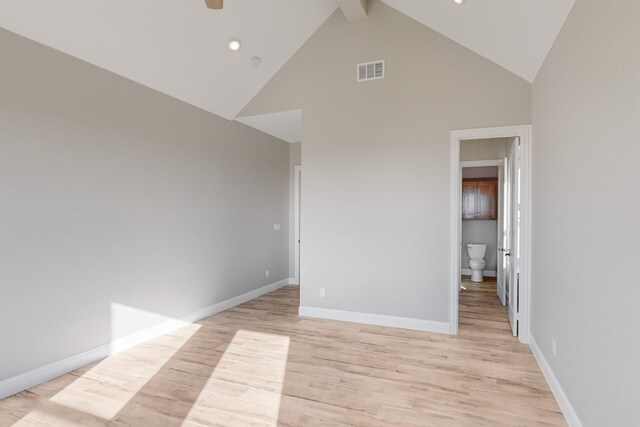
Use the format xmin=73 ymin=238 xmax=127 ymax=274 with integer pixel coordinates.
xmin=205 ymin=0 xmax=223 ymax=9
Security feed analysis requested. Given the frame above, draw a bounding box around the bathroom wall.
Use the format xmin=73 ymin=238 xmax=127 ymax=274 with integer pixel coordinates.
xmin=460 ymin=138 xmax=509 ymax=161
xmin=462 ymin=166 xmax=499 ymax=179
xmin=461 ymin=167 xmax=498 ymax=274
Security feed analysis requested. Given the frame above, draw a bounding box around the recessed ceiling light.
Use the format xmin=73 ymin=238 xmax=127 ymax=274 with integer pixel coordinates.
xmin=454 ymin=0 xmax=465 ymax=4
xmin=228 ymin=39 xmax=241 ymax=52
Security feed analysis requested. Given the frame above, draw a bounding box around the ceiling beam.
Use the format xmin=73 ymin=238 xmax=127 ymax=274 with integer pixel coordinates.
xmin=337 ymin=0 xmax=368 ymax=22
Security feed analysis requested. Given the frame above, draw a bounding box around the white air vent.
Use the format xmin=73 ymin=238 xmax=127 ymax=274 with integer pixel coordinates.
xmin=357 ymin=60 xmax=385 ymax=82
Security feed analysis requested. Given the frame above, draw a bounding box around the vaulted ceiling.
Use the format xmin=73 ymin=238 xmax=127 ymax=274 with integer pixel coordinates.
xmin=0 ymin=0 xmax=574 ymax=129
xmin=381 ymin=0 xmax=575 ymax=83
xmin=0 ymin=0 xmax=337 ymax=120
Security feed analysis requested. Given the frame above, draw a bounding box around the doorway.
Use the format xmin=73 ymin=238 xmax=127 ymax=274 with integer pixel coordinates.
xmin=460 ymin=160 xmax=503 ymax=294
xmin=294 ymin=165 xmax=301 ymax=285
xmin=450 ymin=125 xmax=532 ymax=343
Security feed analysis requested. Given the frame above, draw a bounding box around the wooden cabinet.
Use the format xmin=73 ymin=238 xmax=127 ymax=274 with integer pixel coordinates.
xmin=462 ymin=178 xmax=498 ymax=220
xmin=462 ymin=182 xmax=478 ymax=220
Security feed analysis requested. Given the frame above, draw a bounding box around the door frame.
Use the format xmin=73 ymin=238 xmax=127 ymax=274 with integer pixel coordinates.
xmin=294 ymin=165 xmax=301 ymax=285
xmin=449 ymin=125 xmax=532 ymax=344
xmin=460 ymin=159 xmax=504 ymax=296
xmin=506 ymin=139 xmax=519 ymax=336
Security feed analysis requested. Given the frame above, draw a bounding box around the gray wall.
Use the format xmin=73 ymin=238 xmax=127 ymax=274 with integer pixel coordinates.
xmin=531 ymin=0 xmax=640 ymax=425
xmin=461 ymin=167 xmax=498 ymax=273
xmin=0 ymin=29 xmax=290 ymax=381
xmin=289 ymin=141 xmax=301 ymax=279
xmin=462 ymin=166 xmax=499 ymax=179
xmin=241 ymin=1 xmax=530 ymax=322
xmin=460 ymin=138 xmax=509 ymax=161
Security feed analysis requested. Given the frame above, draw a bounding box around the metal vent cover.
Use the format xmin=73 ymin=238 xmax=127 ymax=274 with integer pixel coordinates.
xmin=357 ymin=60 xmax=385 ymax=82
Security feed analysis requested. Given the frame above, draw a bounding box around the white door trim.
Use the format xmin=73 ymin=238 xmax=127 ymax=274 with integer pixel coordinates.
xmin=294 ymin=165 xmax=301 ymax=285
xmin=497 ymin=159 xmax=506 ymax=305
xmin=450 ymin=125 xmax=532 ymax=343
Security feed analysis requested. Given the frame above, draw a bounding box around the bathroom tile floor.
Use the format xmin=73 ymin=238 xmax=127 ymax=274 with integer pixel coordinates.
xmin=0 ymin=283 xmax=566 ymax=426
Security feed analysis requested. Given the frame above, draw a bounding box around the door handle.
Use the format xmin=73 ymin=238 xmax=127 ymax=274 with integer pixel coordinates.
xmin=504 ymin=251 xmax=511 ymax=257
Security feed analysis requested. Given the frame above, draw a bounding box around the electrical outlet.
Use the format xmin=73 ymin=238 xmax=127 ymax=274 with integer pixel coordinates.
xmin=320 ymin=288 xmax=326 ymax=298
xmin=273 ymin=223 xmax=281 ymax=231
xmin=265 ymin=269 xmax=270 ymax=278
xmin=552 ymin=338 xmax=557 ymax=357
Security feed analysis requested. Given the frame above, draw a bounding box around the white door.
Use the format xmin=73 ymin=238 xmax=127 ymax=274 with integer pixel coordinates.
xmin=294 ymin=166 xmax=301 ymax=284
xmin=496 ymin=162 xmax=506 ymax=305
xmin=506 ymin=139 xmax=520 ymax=336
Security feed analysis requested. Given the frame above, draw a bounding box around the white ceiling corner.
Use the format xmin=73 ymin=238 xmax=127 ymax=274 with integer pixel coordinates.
xmin=337 ymin=0 xmax=368 ymax=22
xmin=235 ymin=110 xmax=301 ymax=143
xmin=381 ymin=0 xmax=575 ymax=82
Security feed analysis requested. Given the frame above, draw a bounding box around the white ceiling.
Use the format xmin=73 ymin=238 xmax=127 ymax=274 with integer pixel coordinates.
xmin=236 ymin=110 xmax=302 ymax=143
xmin=0 ymin=0 xmax=338 ymax=120
xmin=0 ymin=0 xmax=575 ymax=139
xmin=381 ymin=0 xmax=575 ymax=82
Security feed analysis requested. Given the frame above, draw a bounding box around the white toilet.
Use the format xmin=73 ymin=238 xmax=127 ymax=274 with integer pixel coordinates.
xmin=467 ymin=243 xmax=487 ymax=283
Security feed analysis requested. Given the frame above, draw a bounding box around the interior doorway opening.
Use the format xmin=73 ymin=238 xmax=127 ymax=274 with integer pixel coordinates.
xmin=450 ymin=126 xmax=532 ymax=343
xmin=460 ymin=161 xmax=502 ymax=286
xmin=293 ymin=165 xmax=301 ymax=285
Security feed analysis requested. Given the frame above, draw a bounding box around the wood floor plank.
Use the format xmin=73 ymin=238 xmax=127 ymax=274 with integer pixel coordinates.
xmin=0 ymin=279 xmax=565 ymax=426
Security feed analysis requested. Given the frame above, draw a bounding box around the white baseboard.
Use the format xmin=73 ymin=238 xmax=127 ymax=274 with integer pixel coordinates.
xmin=179 ymin=278 xmax=290 ymax=324
xmin=287 ymin=277 xmax=299 ymax=285
xmin=0 ymin=278 xmax=290 ymax=401
xmin=529 ymin=334 xmax=584 ymax=427
xmin=461 ymin=269 xmax=497 ymax=277
xmin=0 ymin=344 xmax=111 ymax=401
xmin=298 ymin=306 xmax=450 ymax=334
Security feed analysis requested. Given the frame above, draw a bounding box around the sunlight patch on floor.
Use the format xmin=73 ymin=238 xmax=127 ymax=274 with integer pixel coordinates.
xmin=42 ymin=306 xmax=202 ymax=421
xmin=13 ymin=405 xmax=90 ymax=427
xmin=181 ymin=329 xmax=290 ymax=426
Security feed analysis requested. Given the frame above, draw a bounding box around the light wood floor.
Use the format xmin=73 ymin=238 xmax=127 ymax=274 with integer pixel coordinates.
xmin=0 ymin=280 xmax=566 ymax=426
